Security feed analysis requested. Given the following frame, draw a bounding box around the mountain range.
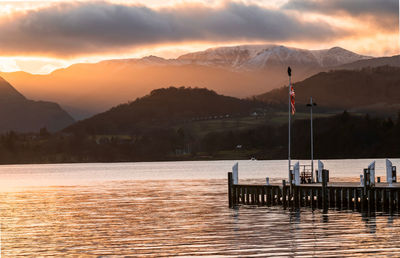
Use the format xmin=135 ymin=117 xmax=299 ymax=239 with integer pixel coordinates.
xmin=0 ymin=77 xmax=74 ymax=132
xmin=0 ymin=44 xmax=373 ymax=119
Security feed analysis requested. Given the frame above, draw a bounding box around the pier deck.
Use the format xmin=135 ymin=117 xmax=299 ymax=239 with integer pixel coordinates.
xmin=228 ymin=172 xmax=400 ymax=214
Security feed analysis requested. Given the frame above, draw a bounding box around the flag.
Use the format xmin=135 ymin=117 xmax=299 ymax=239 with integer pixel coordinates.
xmin=290 ymin=85 xmax=295 ymax=115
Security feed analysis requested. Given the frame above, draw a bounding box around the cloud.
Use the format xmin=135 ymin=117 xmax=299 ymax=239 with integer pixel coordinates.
xmin=0 ymin=1 xmax=348 ymax=57
xmin=284 ymin=0 xmax=398 ymax=30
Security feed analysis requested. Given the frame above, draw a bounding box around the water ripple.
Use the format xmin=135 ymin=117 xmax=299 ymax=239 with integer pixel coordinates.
xmin=1 ymin=179 xmax=400 ymax=256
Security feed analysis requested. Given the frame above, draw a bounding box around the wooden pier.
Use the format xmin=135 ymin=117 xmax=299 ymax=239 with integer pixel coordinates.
xmin=228 ymin=167 xmax=400 ymax=214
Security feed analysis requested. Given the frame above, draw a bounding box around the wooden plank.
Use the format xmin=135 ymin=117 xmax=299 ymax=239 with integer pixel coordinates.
xmin=367 ymin=188 xmax=373 ymax=214
xmin=299 ymin=188 xmax=304 ymax=207
xmin=317 ymin=188 xmax=322 ymax=208
xmin=282 ymin=180 xmax=287 ymax=208
xmin=267 ymin=186 xmax=272 ymax=206
xmin=335 ymin=188 xmax=340 ymax=209
xmin=253 ymin=186 xmax=257 ymax=205
xmin=322 ymin=170 xmax=328 ymax=212
xmin=353 ymin=188 xmax=357 ymax=210
xmin=232 ymin=185 xmax=236 ymax=205
xmin=277 ymin=186 xmax=282 ymax=205
xmin=261 ymin=186 xmax=266 ymax=206
xmin=383 ymin=189 xmax=388 ymax=213
xmin=228 ymin=172 xmax=233 ymax=208
xmin=238 ymin=186 xmax=242 ymax=204
xmin=397 ymin=190 xmax=400 ymax=213
xmin=377 ymin=189 xmax=382 ymax=212
xmin=294 ymin=186 xmax=300 ymax=208
xmin=340 ymin=188 xmax=344 ymax=210
xmin=244 ymin=186 xmax=248 ymax=205
xmin=255 ymin=186 xmax=260 ymax=205
xmin=272 ymin=187 xmax=276 ymax=206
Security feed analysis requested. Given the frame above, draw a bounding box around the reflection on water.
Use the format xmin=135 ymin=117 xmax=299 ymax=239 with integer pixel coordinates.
xmin=2 ymin=179 xmax=400 ymax=256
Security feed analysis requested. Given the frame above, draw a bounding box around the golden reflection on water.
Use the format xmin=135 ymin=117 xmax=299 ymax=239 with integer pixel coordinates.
xmin=1 ymin=179 xmax=400 ymax=256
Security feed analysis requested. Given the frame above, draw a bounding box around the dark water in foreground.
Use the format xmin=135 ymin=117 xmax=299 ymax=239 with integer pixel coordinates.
xmin=1 ymin=160 xmax=400 ymax=256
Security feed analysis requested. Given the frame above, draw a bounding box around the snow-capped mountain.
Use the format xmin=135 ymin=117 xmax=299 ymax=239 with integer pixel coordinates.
xmin=100 ymin=44 xmax=370 ymax=71
xmin=177 ymin=45 xmax=370 ymax=69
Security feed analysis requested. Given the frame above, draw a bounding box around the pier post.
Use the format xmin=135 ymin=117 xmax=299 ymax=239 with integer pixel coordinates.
xmin=383 ymin=189 xmax=388 ymax=213
xmin=397 ymin=191 xmax=400 ymax=212
xmin=228 ymin=172 xmax=233 ymax=208
xmin=282 ymin=180 xmax=287 ymax=208
xmin=261 ymin=186 xmax=266 ymax=206
xmin=277 ymin=185 xmax=282 ymax=205
xmin=347 ymin=188 xmax=351 ymax=210
xmin=362 ymin=168 xmax=370 ymax=212
xmin=368 ymin=187 xmax=374 ymax=213
xmin=353 ymin=188 xmax=358 ymax=210
xmin=322 ymin=169 xmax=328 ymax=213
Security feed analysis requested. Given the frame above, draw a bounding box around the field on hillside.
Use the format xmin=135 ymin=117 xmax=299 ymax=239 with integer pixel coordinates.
xmin=175 ymin=112 xmax=334 ymax=137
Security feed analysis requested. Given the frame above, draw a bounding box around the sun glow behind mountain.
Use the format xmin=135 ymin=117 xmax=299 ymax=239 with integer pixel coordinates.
xmin=0 ymin=0 xmax=398 ymax=74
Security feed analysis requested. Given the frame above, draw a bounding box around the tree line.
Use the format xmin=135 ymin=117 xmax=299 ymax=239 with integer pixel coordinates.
xmin=0 ymin=111 xmax=398 ymax=164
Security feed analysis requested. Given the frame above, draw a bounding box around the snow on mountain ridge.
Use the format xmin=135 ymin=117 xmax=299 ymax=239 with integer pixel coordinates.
xmin=177 ymin=44 xmax=274 ymax=66
xmin=101 ymin=44 xmax=370 ymax=70
xmin=177 ymin=45 xmax=370 ymax=69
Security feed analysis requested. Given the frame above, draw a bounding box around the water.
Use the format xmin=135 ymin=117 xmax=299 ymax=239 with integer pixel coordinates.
xmin=1 ymin=159 xmax=400 ymax=256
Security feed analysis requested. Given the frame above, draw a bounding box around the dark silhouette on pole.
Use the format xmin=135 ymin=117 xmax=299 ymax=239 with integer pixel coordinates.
xmin=306 ymin=97 xmax=317 ymax=182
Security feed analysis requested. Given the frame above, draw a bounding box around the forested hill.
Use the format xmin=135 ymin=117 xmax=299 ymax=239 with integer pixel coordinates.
xmin=258 ymin=66 xmax=400 ymax=115
xmin=66 ymin=87 xmax=265 ymax=134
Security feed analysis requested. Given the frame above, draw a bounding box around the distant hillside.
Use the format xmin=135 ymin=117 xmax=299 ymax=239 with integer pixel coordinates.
xmin=66 ymin=87 xmax=264 ymax=134
xmin=339 ymin=55 xmax=400 ymax=70
xmin=0 ymin=44 xmax=369 ymax=119
xmin=258 ymin=66 xmax=400 ymax=115
xmin=0 ymin=77 xmax=74 ymax=132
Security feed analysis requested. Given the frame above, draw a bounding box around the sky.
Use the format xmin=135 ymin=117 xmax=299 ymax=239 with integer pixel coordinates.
xmin=0 ymin=0 xmax=398 ymax=74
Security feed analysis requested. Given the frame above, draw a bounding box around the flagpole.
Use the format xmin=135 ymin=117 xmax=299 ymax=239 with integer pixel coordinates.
xmin=288 ymin=67 xmax=292 ymax=180
xmin=310 ymin=97 xmax=314 ymax=182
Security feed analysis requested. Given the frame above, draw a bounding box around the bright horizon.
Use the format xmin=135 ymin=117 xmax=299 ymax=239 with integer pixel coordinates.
xmin=0 ymin=0 xmax=399 ymax=74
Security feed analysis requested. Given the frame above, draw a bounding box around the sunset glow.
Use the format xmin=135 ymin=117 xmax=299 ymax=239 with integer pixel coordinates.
xmin=0 ymin=0 xmax=398 ymax=74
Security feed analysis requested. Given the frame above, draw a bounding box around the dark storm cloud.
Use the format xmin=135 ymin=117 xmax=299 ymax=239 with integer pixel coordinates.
xmin=0 ymin=2 xmax=347 ymax=56
xmin=284 ymin=0 xmax=398 ymax=30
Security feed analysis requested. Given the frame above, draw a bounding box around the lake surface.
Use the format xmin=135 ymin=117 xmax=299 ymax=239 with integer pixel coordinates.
xmin=1 ymin=159 xmax=400 ymax=256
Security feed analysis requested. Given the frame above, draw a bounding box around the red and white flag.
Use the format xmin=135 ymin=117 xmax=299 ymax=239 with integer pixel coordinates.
xmin=290 ymin=85 xmax=295 ymax=115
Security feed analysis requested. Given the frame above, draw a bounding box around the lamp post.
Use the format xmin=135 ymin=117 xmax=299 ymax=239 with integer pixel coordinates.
xmin=306 ymin=97 xmax=317 ymax=182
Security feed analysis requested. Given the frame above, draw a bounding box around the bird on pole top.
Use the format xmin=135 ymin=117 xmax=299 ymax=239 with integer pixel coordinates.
xmin=287 ymin=66 xmax=292 ymax=77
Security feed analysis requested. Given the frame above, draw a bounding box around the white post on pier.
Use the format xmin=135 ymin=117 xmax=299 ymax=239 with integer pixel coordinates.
xmin=266 ymin=177 xmax=270 ymax=185
xmin=368 ymin=161 xmax=376 ymax=187
xmin=386 ymin=159 xmax=393 ymax=187
xmin=360 ymin=174 xmax=364 ymax=186
xmin=318 ymin=160 xmax=324 ymax=183
xmin=293 ymin=162 xmax=300 ymax=186
xmin=232 ymin=162 xmax=239 ymax=185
